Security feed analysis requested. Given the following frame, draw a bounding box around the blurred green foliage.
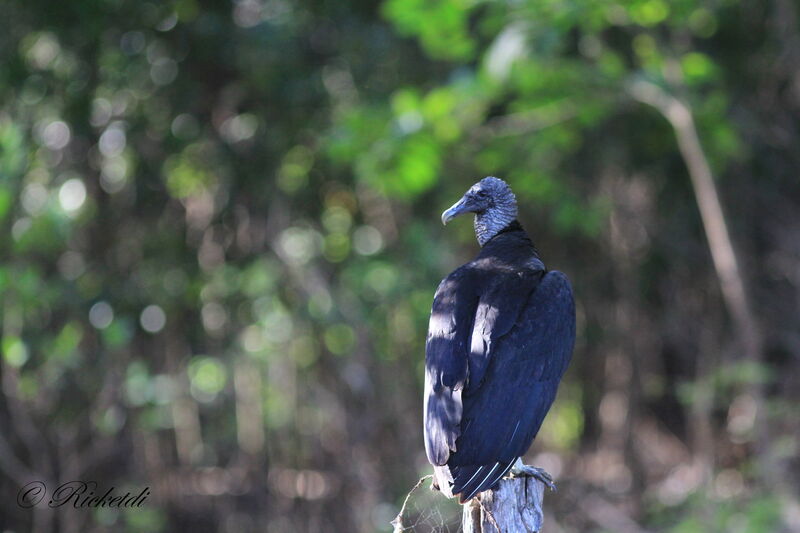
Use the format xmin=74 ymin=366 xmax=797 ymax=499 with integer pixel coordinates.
xmin=664 ymin=492 xmax=783 ymax=533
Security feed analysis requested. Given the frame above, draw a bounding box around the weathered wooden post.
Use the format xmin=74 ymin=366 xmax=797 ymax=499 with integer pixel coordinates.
xmin=392 ymin=474 xmax=546 ymax=533
xmin=461 ymin=476 xmax=545 ymax=533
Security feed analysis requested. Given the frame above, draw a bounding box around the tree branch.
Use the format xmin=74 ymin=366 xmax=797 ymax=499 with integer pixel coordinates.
xmin=626 ymin=78 xmax=780 ymax=486
xmin=626 ymin=79 xmax=761 ymax=361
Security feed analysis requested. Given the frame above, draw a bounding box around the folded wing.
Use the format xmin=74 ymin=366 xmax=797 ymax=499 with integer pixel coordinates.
xmin=426 ymin=269 xmax=575 ymax=502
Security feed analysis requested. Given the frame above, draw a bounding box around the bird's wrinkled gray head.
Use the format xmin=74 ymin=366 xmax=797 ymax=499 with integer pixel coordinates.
xmin=441 ymin=177 xmax=518 ymax=246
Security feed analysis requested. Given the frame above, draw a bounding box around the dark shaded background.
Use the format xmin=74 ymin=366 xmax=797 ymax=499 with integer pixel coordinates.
xmin=1 ymin=0 xmax=799 ymax=531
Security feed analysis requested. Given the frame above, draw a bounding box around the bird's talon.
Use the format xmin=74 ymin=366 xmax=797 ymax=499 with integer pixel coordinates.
xmin=509 ymin=464 xmax=558 ymax=491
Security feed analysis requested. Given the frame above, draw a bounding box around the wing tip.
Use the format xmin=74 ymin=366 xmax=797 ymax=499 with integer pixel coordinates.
xmin=451 ymin=461 xmax=515 ymax=504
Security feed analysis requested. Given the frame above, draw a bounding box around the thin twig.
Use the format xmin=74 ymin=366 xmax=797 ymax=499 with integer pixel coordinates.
xmin=391 ymin=475 xmax=433 ymax=532
xmin=477 ymin=495 xmax=502 ymax=533
xmin=473 ymin=106 xmax=578 ymax=140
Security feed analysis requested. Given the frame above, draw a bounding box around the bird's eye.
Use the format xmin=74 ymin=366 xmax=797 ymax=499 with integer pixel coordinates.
xmin=476 ymin=190 xmax=488 ymax=198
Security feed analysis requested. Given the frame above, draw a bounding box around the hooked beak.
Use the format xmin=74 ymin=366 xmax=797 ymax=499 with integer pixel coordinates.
xmin=441 ymin=196 xmax=472 ymax=225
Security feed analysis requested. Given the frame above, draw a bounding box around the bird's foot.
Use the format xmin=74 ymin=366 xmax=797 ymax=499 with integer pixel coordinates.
xmin=509 ymin=461 xmax=557 ymax=492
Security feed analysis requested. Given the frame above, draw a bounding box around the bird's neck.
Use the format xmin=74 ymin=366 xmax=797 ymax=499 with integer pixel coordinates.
xmin=476 ymin=220 xmax=542 ymax=268
xmin=475 ymin=203 xmax=517 ymax=246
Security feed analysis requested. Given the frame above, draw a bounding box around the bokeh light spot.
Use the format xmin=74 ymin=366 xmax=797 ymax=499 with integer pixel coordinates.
xmin=89 ymin=301 xmax=115 ymax=329
xmin=58 ymin=178 xmax=86 ymax=212
xmin=140 ymin=305 xmax=167 ymax=333
xmin=353 ymin=225 xmax=384 ymax=255
xmin=42 ymin=120 xmax=71 ymax=150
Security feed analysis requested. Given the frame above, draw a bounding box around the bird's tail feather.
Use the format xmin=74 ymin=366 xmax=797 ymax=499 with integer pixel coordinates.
xmin=451 ymin=460 xmax=515 ymax=503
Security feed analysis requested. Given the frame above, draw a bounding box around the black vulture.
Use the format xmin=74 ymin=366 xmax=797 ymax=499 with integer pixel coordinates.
xmin=424 ymin=177 xmax=575 ymax=503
